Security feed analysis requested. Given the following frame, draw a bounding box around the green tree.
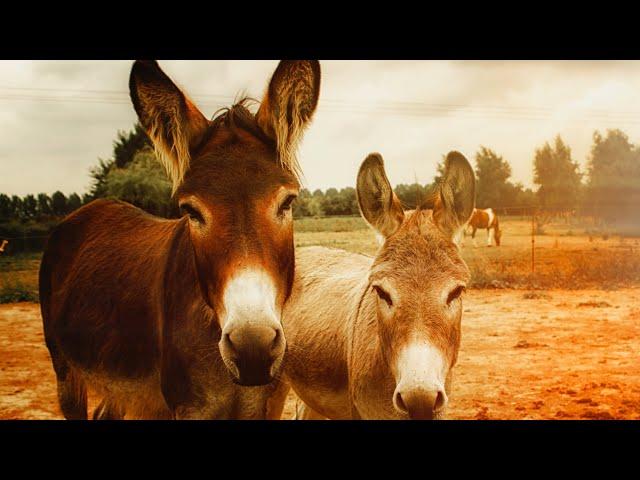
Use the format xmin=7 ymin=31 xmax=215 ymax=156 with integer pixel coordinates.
xmin=113 ymin=123 xmax=151 ymax=168
xmin=475 ymin=147 xmax=514 ymax=209
xmin=103 ymin=148 xmax=173 ymax=217
xmin=10 ymin=196 xmax=22 ymax=220
xmin=89 ymin=123 xmax=151 ymax=198
xmin=37 ymin=193 xmax=52 ymax=218
xmin=51 ymin=191 xmax=68 ymax=216
xmin=22 ymin=195 xmax=38 ymax=220
xmin=533 ymin=136 xmax=582 ymax=212
xmin=0 ymin=194 xmax=12 ymax=221
xmin=67 ymin=193 xmax=82 ymax=214
xmin=585 ymin=129 xmax=640 ymax=226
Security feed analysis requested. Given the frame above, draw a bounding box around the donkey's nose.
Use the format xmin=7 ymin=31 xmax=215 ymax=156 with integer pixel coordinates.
xmin=393 ymin=386 xmax=448 ymax=420
xmin=221 ymin=324 xmax=284 ymax=386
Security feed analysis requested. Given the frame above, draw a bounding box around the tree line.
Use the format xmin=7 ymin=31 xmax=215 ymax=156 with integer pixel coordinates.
xmin=2 ymin=123 xmax=640 ymax=252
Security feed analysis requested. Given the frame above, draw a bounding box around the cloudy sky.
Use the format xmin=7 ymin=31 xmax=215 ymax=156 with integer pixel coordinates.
xmin=1 ymin=60 xmax=640 ymax=197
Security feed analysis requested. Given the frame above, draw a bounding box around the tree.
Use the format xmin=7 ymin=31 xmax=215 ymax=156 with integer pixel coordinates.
xmin=37 ymin=193 xmax=52 ymax=218
xmin=10 ymin=196 xmax=22 ymax=220
xmin=89 ymin=123 xmax=152 ymax=199
xmin=586 ymin=129 xmax=640 ymax=226
xmin=103 ymin=148 xmax=173 ymax=217
xmin=474 ymin=147 xmax=514 ymax=209
xmin=51 ymin=191 xmax=68 ymax=217
xmin=433 ymin=156 xmax=447 ymax=185
xmin=394 ymin=183 xmax=432 ymax=209
xmin=113 ymin=123 xmax=151 ymax=169
xmin=533 ymin=136 xmax=582 ymax=212
xmin=67 ymin=193 xmax=82 ymax=214
xmin=22 ymin=195 xmax=38 ymax=220
xmin=0 ymin=194 xmax=12 ymax=221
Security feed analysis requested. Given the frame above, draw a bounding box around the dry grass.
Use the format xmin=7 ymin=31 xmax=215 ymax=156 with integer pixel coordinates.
xmin=0 ymin=217 xmax=638 ymax=303
xmin=295 ymin=216 xmax=640 ymax=290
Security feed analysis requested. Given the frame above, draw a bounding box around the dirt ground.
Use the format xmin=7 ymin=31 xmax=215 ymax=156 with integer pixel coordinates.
xmin=2 ymin=288 xmax=639 ymax=420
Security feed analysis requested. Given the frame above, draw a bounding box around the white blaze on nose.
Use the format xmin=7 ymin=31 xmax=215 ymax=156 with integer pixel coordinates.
xmin=221 ymin=268 xmax=279 ymax=329
xmin=395 ymin=342 xmax=447 ymax=392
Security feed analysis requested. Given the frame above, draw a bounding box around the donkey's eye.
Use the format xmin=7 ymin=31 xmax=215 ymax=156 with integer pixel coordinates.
xmin=180 ymin=203 xmax=204 ymax=224
xmin=447 ymin=285 xmax=466 ymax=306
xmin=373 ymin=285 xmax=393 ymax=308
xmin=278 ymin=194 xmax=297 ymax=215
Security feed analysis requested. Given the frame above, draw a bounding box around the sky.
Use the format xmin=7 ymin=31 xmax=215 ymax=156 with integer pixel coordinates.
xmin=1 ymin=60 xmax=640 ymax=197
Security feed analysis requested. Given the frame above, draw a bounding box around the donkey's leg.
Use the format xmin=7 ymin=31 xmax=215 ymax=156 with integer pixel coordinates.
xmin=93 ymin=397 xmax=125 ymax=420
xmin=54 ymin=362 xmax=88 ymax=420
xmin=471 ymin=227 xmax=478 ymax=248
xmin=487 ymin=228 xmax=493 ymax=247
xmin=265 ymin=380 xmax=291 ymax=420
xmin=295 ymin=400 xmax=328 ymax=420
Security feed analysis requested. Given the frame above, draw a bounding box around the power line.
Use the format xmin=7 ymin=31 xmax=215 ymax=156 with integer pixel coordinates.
xmin=2 ymin=86 xmax=640 ymax=124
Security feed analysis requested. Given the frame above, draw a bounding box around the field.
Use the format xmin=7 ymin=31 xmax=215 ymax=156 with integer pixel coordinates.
xmin=1 ymin=215 xmax=639 ymax=419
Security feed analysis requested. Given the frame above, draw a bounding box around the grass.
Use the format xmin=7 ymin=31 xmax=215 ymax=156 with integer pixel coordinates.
xmin=0 ymin=252 xmax=41 ymax=303
xmin=295 ymin=216 xmax=640 ymax=290
xmin=1 ymin=216 xmax=638 ymax=303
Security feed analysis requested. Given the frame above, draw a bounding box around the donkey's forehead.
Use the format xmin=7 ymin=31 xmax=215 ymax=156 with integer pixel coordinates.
xmin=178 ymin=140 xmax=299 ymax=199
xmin=372 ymin=210 xmax=469 ymax=282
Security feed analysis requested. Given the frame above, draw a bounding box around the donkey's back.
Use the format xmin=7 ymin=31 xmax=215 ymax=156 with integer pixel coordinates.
xmin=40 ymin=199 xmax=181 ymax=418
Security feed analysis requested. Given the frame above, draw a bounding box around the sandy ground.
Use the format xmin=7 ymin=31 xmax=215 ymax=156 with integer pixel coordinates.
xmin=1 ymin=288 xmax=639 ymax=420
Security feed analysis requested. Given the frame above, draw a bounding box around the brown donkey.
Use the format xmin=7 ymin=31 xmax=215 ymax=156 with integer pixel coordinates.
xmin=271 ymin=151 xmax=475 ymax=419
xmin=40 ymin=60 xmax=321 ymax=419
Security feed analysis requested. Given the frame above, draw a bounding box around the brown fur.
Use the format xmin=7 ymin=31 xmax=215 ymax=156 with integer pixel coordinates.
xmin=40 ymin=60 xmax=321 ymax=419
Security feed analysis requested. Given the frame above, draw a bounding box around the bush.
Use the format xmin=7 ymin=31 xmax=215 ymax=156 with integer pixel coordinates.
xmin=0 ymin=277 xmax=39 ymax=303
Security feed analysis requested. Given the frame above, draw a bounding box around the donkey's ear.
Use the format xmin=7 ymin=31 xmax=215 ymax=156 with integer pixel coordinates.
xmin=431 ymin=151 xmax=476 ymax=244
xmin=357 ymin=153 xmax=405 ymax=241
xmin=129 ymin=60 xmax=209 ymax=192
xmin=256 ymin=60 xmax=321 ymax=178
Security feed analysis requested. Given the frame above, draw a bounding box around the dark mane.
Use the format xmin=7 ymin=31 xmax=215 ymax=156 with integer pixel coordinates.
xmin=194 ymin=97 xmax=275 ymax=153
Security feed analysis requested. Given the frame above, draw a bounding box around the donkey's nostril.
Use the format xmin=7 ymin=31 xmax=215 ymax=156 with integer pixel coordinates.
xmin=270 ymin=328 xmax=282 ymax=353
xmin=394 ymin=390 xmax=408 ymax=413
xmin=434 ymin=390 xmax=446 ymax=412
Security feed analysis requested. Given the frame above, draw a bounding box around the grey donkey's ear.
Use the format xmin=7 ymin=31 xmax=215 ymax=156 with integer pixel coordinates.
xmin=129 ymin=60 xmax=210 ymax=193
xmin=255 ymin=60 xmax=321 ymax=179
xmin=430 ymin=151 xmax=476 ymax=243
xmin=356 ymin=153 xmax=405 ymax=240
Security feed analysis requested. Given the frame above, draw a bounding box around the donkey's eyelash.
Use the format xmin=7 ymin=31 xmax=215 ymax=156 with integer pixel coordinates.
xmin=278 ymin=194 xmax=297 ymax=214
xmin=180 ymin=203 xmax=204 ymax=223
xmin=447 ymin=285 xmax=466 ymax=305
xmin=372 ymin=285 xmax=393 ymax=308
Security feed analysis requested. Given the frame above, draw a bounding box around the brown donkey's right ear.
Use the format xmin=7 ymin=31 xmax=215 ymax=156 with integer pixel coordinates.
xmin=431 ymin=151 xmax=476 ymax=244
xmin=129 ymin=60 xmax=209 ymax=193
xmin=256 ymin=60 xmax=321 ymax=179
xmin=356 ymin=153 xmax=405 ymax=240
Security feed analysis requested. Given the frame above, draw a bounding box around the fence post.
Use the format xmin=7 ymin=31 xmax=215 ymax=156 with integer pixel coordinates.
xmin=531 ymin=208 xmax=535 ymax=282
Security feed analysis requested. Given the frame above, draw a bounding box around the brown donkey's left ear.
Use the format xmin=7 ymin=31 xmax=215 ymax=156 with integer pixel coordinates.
xmin=256 ymin=60 xmax=321 ymax=178
xmin=431 ymin=151 xmax=476 ymax=244
xmin=129 ymin=60 xmax=210 ymax=193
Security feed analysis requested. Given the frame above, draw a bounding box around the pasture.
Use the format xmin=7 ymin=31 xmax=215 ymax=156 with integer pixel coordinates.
xmin=1 ymin=214 xmax=639 ymax=419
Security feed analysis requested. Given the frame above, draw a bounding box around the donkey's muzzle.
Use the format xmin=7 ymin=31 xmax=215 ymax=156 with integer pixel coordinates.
xmin=220 ymin=324 xmax=285 ymax=386
xmin=393 ymin=386 xmax=448 ymax=420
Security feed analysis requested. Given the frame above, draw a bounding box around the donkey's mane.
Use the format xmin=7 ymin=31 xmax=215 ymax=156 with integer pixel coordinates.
xmin=195 ymin=97 xmax=275 ymax=154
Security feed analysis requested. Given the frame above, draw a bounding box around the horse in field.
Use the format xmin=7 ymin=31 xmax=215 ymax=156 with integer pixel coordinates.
xmin=39 ymin=60 xmax=321 ymax=419
xmin=269 ymin=151 xmax=475 ymax=419
xmin=465 ymin=207 xmax=501 ymax=247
